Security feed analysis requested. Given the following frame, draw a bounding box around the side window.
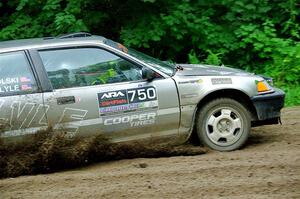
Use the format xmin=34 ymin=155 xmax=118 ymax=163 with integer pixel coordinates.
xmin=39 ymin=48 xmax=143 ymax=89
xmin=0 ymin=52 xmax=38 ymax=96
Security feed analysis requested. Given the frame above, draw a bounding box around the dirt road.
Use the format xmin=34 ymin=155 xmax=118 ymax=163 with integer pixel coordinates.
xmin=0 ymin=107 xmax=299 ymax=199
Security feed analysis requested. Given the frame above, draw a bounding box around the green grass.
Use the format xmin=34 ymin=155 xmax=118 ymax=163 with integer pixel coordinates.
xmin=282 ymin=86 xmax=300 ymax=107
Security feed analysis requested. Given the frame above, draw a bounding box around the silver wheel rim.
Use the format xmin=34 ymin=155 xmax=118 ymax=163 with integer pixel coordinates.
xmin=205 ymin=107 xmax=243 ymax=147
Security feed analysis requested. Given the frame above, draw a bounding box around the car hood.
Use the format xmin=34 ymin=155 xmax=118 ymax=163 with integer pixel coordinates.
xmin=175 ymin=64 xmax=252 ymax=76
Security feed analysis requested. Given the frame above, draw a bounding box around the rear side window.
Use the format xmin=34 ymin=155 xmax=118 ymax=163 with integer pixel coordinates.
xmin=39 ymin=47 xmax=143 ymax=90
xmin=0 ymin=52 xmax=38 ymax=96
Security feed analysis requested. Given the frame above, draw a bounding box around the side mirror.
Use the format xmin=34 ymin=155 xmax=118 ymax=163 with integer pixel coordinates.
xmin=142 ymin=67 xmax=156 ymax=81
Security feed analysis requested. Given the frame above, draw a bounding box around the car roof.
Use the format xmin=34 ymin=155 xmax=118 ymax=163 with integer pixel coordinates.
xmin=0 ymin=35 xmax=107 ymax=53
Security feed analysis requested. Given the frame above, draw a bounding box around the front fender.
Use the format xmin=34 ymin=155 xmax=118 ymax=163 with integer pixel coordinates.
xmin=173 ymin=75 xmax=261 ymax=135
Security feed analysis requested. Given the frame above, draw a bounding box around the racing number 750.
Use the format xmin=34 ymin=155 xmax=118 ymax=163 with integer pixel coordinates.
xmin=128 ymin=87 xmax=156 ymax=102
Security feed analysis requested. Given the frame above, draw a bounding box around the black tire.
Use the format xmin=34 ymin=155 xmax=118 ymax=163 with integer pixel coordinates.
xmin=196 ymin=98 xmax=251 ymax=151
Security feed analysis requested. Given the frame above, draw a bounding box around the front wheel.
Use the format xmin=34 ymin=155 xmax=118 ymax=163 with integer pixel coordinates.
xmin=196 ymin=98 xmax=251 ymax=151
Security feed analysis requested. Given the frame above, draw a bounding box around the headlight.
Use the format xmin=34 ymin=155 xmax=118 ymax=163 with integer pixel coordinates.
xmin=256 ymin=80 xmax=272 ymax=93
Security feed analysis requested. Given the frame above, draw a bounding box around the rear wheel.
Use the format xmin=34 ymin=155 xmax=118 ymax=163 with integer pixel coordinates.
xmin=196 ymin=98 xmax=251 ymax=151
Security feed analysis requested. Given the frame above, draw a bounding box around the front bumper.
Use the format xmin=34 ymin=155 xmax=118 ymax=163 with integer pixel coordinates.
xmin=251 ymin=88 xmax=285 ymax=126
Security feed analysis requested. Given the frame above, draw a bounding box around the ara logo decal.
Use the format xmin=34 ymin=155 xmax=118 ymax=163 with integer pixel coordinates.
xmin=98 ymin=89 xmax=128 ymax=108
xmin=100 ymin=91 xmax=126 ymax=99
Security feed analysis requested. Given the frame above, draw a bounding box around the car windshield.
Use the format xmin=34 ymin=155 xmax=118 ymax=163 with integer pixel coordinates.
xmin=104 ymin=39 xmax=175 ymax=76
xmin=128 ymin=48 xmax=175 ymax=76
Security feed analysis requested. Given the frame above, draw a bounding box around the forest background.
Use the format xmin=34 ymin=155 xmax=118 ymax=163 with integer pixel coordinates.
xmin=0 ymin=0 xmax=299 ymax=106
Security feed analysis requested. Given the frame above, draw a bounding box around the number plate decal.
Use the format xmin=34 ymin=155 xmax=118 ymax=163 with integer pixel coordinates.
xmin=98 ymin=86 xmax=158 ymax=116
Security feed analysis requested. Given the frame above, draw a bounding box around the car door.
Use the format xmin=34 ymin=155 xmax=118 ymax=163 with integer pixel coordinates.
xmin=0 ymin=51 xmax=46 ymax=138
xmin=36 ymin=46 xmax=180 ymax=142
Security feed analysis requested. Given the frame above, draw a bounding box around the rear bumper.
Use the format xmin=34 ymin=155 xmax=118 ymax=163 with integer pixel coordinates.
xmin=251 ymin=88 xmax=285 ymax=126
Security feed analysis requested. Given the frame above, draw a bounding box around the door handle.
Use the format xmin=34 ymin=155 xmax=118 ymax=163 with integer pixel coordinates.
xmin=57 ymin=96 xmax=76 ymax=105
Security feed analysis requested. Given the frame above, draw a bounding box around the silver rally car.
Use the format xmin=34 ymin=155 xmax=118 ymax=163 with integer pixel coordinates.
xmin=0 ymin=33 xmax=285 ymax=151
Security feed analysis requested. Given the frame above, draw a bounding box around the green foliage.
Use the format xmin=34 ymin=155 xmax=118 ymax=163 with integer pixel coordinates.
xmin=282 ymin=86 xmax=300 ymax=107
xmin=0 ymin=0 xmax=299 ymax=106
xmin=0 ymin=0 xmax=88 ymax=39
xmin=188 ymin=49 xmax=201 ymax=64
xmin=236 ymin=20 xmax=300 ymax=86
xmin=204 ymin=50 xmax=223 ymax=66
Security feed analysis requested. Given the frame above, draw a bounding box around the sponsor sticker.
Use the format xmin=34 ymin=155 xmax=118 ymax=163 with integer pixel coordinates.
xmin=21 ymin=84 xmax=32 ymax=91
xmin=178 ymin=79 xmax=203 ymax=84
xmin=211 ymin=78 xmax=232 ymax=85
xmin=20 ymin=76 xmax=31 ymax=83
xmin=103 ymin=112 xmax=157 ymax=127
xmin=99 ymin=103 xmax=139 ymax=114
xmin=98 ymin=90 xmax=128 ymax=107
xmin=98 ymin=86 xmax=158 ymax=115
xmin=181 ymin=93 xmax=198 ymax=99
